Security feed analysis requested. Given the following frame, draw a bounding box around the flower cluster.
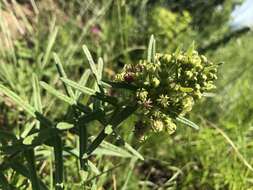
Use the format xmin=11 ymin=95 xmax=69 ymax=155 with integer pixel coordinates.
xmin=115 ymin=49 xmax=218 ymax=135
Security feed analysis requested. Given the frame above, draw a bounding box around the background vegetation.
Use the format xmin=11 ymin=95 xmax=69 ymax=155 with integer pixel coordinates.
xmin=0 ymin=0 xmax=253 ymax=189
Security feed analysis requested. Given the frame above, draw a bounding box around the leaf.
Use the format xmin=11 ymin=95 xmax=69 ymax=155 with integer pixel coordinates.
xmin=60 ymin=78 xmax=96 ymax=96
xmin=32 ymin=74 xmax=42 ymax=113
xmin=124 ymin=143 xmax=144 ymax=161
xmin=23 ymin=133 xmax=39 ymax=145
xmin=187 ymin=41 xmax=195 ymax=56
xmin=75 ymin=69 xmax=91 ymax=99
xmin=56 ymin=122 xmax=74 ymax=130
xmin=147 ymin=35 xmax=155 ymax=62
xmin=54 ymin=53 xmax=75 ymax=99
xmin=97 ymin=58 xmax=104 ymax=83
xmin=40 ymin=81 xmax=75 ymax=105
xmin=21 ymin=122 xmax=36 ymax=139
xmin=152 ymin=38 xmax=156 ymax=63
xmin=87 ymin=161 xmax=100 ymax=175
xmin=82 ymin=45 xmax=98 ymax=79
xmin=42 ymin=26 xmax=58 ymax=68
xmin=176 ymin=116 xmax=199 ymax=130
xmin=0 ymin=84 xmax=36 ymax=117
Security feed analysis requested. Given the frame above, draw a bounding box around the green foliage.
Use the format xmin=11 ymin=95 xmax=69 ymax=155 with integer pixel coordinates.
xmin=0 ymin=0 xmax=253 ymax=189
xmin=148 ymin=7 xmax=193 ymax=51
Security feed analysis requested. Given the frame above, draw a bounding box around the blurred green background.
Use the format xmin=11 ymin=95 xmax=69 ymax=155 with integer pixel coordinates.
xmin=1 ymin=0 xmax=253 ymax=189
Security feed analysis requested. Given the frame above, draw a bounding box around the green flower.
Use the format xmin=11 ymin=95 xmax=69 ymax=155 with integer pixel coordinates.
xmin=116 ymin=45 xmax=218 ymax=135
xmin=157 ymin=94 xmax=169 ymax=108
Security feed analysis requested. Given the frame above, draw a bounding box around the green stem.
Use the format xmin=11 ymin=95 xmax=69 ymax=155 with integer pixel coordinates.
xmin=54 ymin=136 xmax=64 ymax=190
xmin=79 ymin=124 xmax=88 ymax=171
xmin=87 ymin=104 xmax=138 ymax=155
xmin=199 ymin=27 xmax=250 ymax=53
xmin=25 ymin=149 xmax=40 ymax=190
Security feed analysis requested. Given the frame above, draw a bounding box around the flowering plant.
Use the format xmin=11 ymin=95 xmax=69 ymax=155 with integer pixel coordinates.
xmin=115 ymin=36 xmax=218 ymax=136
xmin=0 ymin=36 xmax=218 ymax=189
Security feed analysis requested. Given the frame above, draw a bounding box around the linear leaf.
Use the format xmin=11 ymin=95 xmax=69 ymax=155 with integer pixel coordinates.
xmin=147 ymin=35 xmax=154 ymax=62
xmin=97 ymin=58 xmax=103 ymax=83
xmin=124 ymin=143 xmax=144 ymax=161
xmin=60 ymin=78 xmax=96 ymax=96
xmin=56 ymin=122 xmax=74 ymax=130
xmin=53 ymin=53 xmax=75 ymax=99
xmin=42 ymin=26 xmax=58 ymax=68
xmin=32 ymin=74 xmax=42 ymax=113
xmin=75 ymin=69 xmax=91 ymax=99
xmin=82 ymin=45 xmax=98 ymax=79
xmin=176 ymin=116 xmax=199 ymax=130
xmin=87 ymin=161 xmax=100 ymax=175
xmin=40 ymin=81 xmax=75 ymax=105
xmin=0 ymin=84 xmax=35 ymax=117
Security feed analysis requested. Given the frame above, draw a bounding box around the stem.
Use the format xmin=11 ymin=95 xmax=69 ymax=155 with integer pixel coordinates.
xmin=25 ymin=149 xmax=40 ymax=190
xmin=79 ymin=124 xmax=88 ymax=171
xmin=54 ymin=136 xmax=64 ymax=190
xmin=87 ymin=104 xmax=138 ymax=155
xmin=199 ymin=27 xmax=250 ymax=53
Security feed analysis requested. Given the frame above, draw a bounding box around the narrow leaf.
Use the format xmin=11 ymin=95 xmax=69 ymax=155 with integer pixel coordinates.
xmin=32 ymin=74 xmax=42 ymax=113
xmin=42 ymin=26 xmax=58 ymax=68
xmin=56 ymin=122 xmax=74 ymax=130
xmin=60 ymin=78 xmax=96 ymax=96
xmin=53 ymin=53 xmax=75 ymax=99
xmin=82 ymin=45 xmax=98 ymax=79
xmin=124 ymin=143 xmax=144 ymax=161
xmin=97 ymin=58 xmax=104 ymax=82
xmin=176 ymin=116 xmax=199 ymax=130
xmin=40 ymin=82 xmax=75 ymax=105
xmin=147 ymin=35 xmax=154 ymax=62
xmin=75 ymin=69 xmax=91 ymax=99
xmin=0 ymin=84 xmax=35 ymax=117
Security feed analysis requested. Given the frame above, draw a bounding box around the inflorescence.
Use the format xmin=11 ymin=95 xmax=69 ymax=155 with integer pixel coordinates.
xmin=115 ymin=49 xmax=218 ymax=136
